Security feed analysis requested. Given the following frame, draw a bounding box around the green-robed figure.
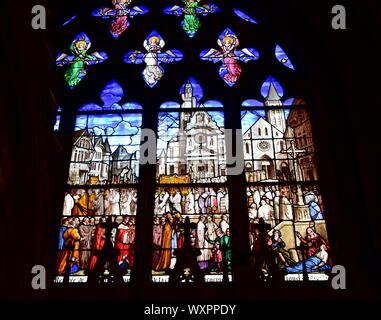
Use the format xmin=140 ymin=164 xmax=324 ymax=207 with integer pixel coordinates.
xmin=206 ymin=228 xmax=232 ymax=272
xmin=164 ymin=0 xmax=219 ymax=38
xmin=56 ymin=33 xmax=108 ymax=89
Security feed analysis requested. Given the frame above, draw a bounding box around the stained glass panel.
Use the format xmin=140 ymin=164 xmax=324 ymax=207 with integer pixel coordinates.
xmin=164 ymin=1 xmax=219 ymax=38
xmin=233 ymin=8 xmax=258 ymax=24
xmin=92 ymin=0 xmax=149 ymax=38
xmin=275 ymin=45 xmax=295 ymax=70
xmin=68 ymin=113 xmax=142 ymax=185
xmin=152 ymin=187 xmax=231 ymax=282
xmin=56 ymin=186 xmax=137 ymax=283
xmin=200 ymin=28 xmax=259 ymax=86
xmin=124 ymin=31 xmax=183 ymax=87
xmin=56 ymin=33 xmax=108 ymax=89
xmin=247 ymin=184 xmax=330 ymax=281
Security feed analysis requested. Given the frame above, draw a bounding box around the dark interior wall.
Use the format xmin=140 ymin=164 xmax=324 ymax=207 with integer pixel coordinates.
xmin=0 ymin=0 xmax=379 ymax=300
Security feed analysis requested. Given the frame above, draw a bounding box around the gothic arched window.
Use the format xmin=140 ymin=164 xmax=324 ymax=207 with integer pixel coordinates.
xmin=53 ymin=1 xmax=334 ymax=286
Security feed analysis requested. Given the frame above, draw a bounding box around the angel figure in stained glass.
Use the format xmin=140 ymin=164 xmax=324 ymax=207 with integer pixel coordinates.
xmin=92 ymin=0 xmax=148 ymax=38
xmin=200 ymin=29 xmax=259 ymax=86
xmin=164 ymin=0 xmax=219 ymax=38
xmin=124 ymin=31 xmax=183 ymax=87
xmin=56 ymin=33 xmax=108 ymax=89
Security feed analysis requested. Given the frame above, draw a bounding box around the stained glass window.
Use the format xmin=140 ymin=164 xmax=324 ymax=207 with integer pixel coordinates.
xmin=55 ymin=81 xmax=141 ymax=283
xmin=242 ymin=76 xmax=331 ymax=281
xmin=52 ymin=2 xmax=335 ymax=288
xmin=152 ymin=79 xmax=232 ymax=282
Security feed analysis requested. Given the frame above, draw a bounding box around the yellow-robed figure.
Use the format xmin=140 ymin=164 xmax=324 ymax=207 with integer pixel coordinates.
xmin=56 ymin=228 xmax=81 ymax=275
xmin=154 ymin=213 xmax=173 ymax=270
xmin=72 ymin=192 xmax=89 ymax=216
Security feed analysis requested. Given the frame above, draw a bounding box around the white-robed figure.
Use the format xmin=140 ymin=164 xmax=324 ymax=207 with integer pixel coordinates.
xmin=157 ymin=190 xmax=170 ymax=215
xmin=199 ymin=188 xmax=210 ymax=214
xmin=279 ymin=194 xmax=293 ymax=221
xmin=108 ymin=188 xmax=120 ymax=215
xmin=92 ymin=189 xmax=104 ymax=215
xmin=258 ymin=199 xmax=276 ymax=228
xmin=216 ymin=188 xmax=227 ymax=213
xmin=170 ymin=190 xmax=182 ymax=213
xmin=120 ymin=189 xmax=132 ymax=215
xmin=143 ymin=36 xmax=164 ymax=86
xmin=253 ymin=188 xmax=261 ymax=208
xmin=185 ymin=189 xmax=195 ymax=214
xmin=63 ymin=192 xmax=75 ymax=216
xmin=196 ymin=216 xmax=209 ymax=269
xmin=273 ymin=190 xmax=281 ymax=222
xmin=124 ymin=31 xmax=183 ymax=87
xmin=220 ymin=215 xmax=230 ymax=234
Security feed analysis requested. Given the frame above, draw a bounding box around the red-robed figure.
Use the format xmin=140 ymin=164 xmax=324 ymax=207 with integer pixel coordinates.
xmin=115 ymin=216 xmax=136 ymax=268
xmin=297 ymin=227 xmax=328 ymax=257
xmin=88 ymin=217 xmax=107 ymax=270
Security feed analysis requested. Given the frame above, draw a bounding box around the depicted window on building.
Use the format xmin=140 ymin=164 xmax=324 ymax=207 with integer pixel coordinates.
xmin=55 ymin=80 xmax=142 ymax=284
xmin=153 ymin=78 xmax=232 ymax=283
xmin=242 ymin=76 xmax=331 ymax=281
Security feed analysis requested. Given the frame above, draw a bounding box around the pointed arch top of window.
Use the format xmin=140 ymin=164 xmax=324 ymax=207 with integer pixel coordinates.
xmin=261 ymin=76 xmax=284 ymax=99
xmin=160 ymin=78 xmax=223 ymax=109
xmin=233 ymin=8 xmax=258 ymax=24
xmin=242 ymin=76 xmax=306 ymax=107
xmin=78 ymin=80 xmax=143 ymax=111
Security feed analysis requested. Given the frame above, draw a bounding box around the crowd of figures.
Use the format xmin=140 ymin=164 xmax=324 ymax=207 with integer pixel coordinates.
xmin=247 ymin=185 xmax=324 ymax=227
xmin=152 ymin=214 xmax=231 ymax=273
xmin=63 ymin=188 xmax=138 ymax=216
xmin=56 ymin=216 xmax=136 ymax=275
xmin=249 ymin=218 xmax=331 ymax=279
xmin=155 ymin=187 xmax=229 ymax=216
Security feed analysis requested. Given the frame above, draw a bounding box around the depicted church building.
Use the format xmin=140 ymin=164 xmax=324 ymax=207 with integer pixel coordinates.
xmin=243 ymin=81 xmax=310 ymax=183
xmin=157 ymin=81 xmax=227 ymax=183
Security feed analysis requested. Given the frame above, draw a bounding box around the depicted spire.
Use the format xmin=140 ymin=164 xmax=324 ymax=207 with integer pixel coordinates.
xmin=181 ymin=78 xmax=199 ymax=109
xmin=261 ymin=76 xmax=284 ymax=107
xmin=265 ymin=82 xmax=282 ymax=106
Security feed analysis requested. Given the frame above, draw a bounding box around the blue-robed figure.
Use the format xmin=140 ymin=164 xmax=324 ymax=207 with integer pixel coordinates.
xmin=286 ymin=244 xmax=331 ymax=273
xmin=58 ymin=222 xmax=68 ymax=249
xmin=304 ymin=191 xmax=324 ymax=220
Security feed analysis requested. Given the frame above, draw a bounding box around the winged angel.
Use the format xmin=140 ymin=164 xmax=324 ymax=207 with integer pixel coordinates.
xmin=200 ymin=29 xmax=259 ymax=86
xmin=92 ymin=0 xmax=148 ymax=38
xmin=124 ymin=31 xmax=183 ymax=87
xmin=56 ymin=33 xmax=108 ymax=89
xmin=164 ymin=0 xmax=219 ymax=38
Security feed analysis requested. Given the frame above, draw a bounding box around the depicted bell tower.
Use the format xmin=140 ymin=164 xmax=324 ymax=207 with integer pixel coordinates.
xmin=265 ymin=82 xmax=287 ymax=133
xmin=180 ymin=80 xmax=197 ymax=130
